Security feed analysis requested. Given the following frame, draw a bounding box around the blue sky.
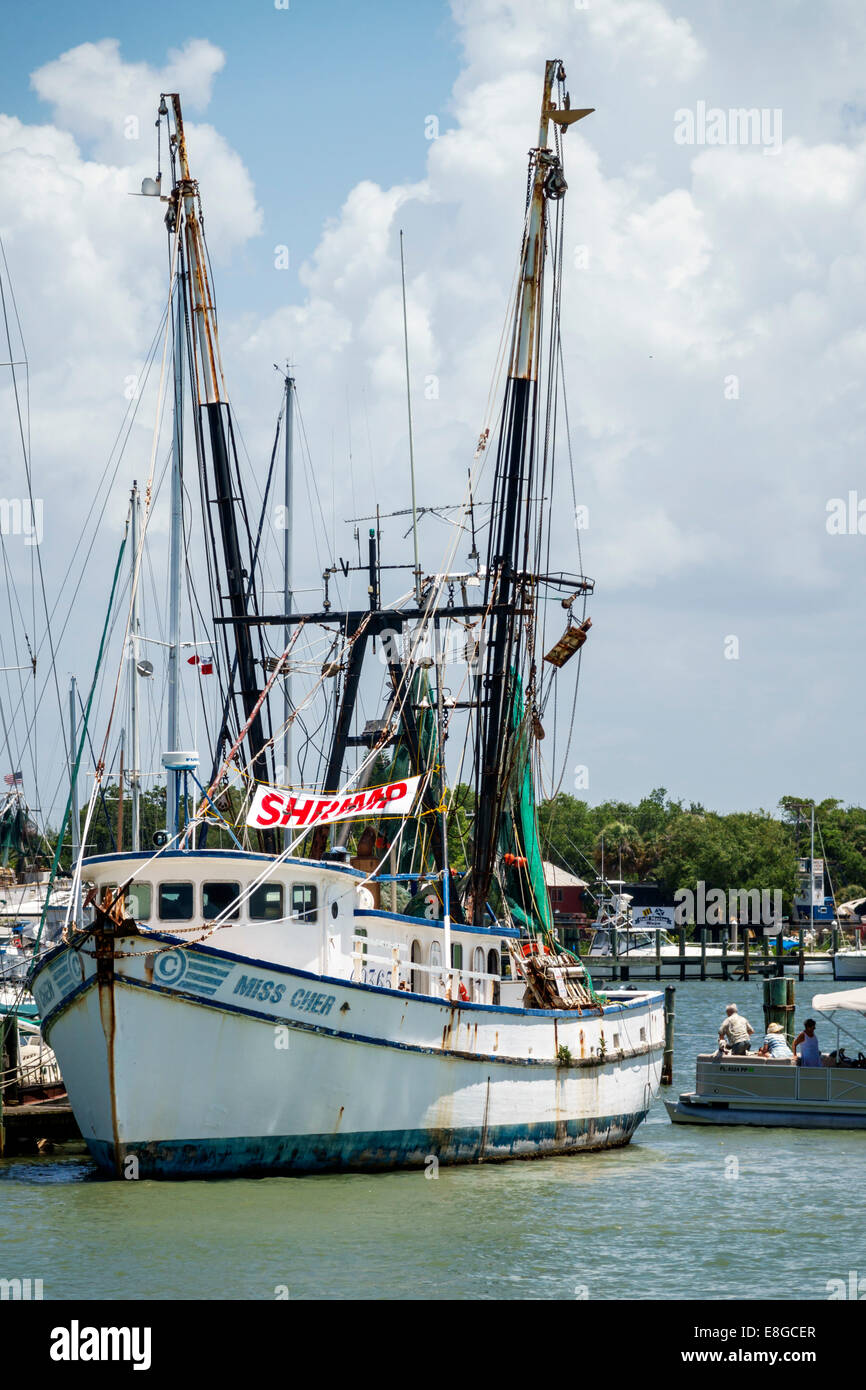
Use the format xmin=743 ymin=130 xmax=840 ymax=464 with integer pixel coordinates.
xmin=4 ymin=0 xmax=866 ymax=824
xmin=3 ymin=0 xmax=461 ymax=310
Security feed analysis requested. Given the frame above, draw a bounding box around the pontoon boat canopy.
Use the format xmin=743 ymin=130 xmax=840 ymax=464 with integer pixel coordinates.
xmin=812 ymin=988 xmax=866 ymax=1015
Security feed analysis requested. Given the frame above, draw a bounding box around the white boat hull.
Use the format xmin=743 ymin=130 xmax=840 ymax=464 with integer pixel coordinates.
xmin=31 ymin=931 xmax=664 ymax=1177
xmin=834 ymin=951 xmax=866 ymax=981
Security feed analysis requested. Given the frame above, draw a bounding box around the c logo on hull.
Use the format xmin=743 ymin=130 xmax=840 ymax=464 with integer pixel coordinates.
xmin=154 ymin=949 xmax=188 ymax=986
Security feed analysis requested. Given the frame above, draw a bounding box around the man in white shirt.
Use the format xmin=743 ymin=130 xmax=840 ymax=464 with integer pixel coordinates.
xmin=718 ymin=1003 xmax=754 ymax=1055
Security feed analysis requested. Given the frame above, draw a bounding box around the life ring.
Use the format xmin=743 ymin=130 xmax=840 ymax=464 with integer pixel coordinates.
xmin=458 ymin=980 xmax=470 ymax=1002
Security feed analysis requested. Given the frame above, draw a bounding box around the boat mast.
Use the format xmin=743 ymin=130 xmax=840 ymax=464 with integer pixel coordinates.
xmin=810 ymin=804 xmax=815 ymax=936
xmin=468 ymin=61 xmax=591 ymax=924
xmin=164 ymin=93 xmax=271 ymax=783
xmin=433 ymin=618 xmax=452 ymax=980
xmin=166 ymin=270 xmax=185 ymax=838
xmin=68 ymin=676 xmax=82 ymax=923
xmin=129 ymin=481 xmax=141 ymax=852
xmin=282 ymin=368 xmax=294 ymax=849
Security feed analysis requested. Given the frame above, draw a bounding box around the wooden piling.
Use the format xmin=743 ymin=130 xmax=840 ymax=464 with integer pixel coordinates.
xmin=798 ymin=925 xmax=805 ymax=983
xmin=721 ymin=931 xmax=729 ymax=981
xmin=655 ymin=928 xmax=661 ymax=982
xmin=775 ymin=930 xmax=785 ymax=978
xmin=661 ymin=985 xmax=676 ymax=1085
xmin=679 ymin=926 xmax=687 ymax=981
xmin=700 ymin=927 xmax=707 ymax=981
xmin=763 ymin=975 xmax=793 ymax=1041
xmin=743 ymin=927 xmax=750 ymax=980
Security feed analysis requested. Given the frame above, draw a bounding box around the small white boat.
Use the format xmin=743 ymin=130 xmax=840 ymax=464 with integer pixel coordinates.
xmin=586 ymin=924 xmax=725 ymax=978
xmin=666 ymin=987 xmax=866 ymax=1129
xmin=585 ymin=890 xmax=727 ymax=978
xmin=834 ymin=949 xmax=866 ymax=981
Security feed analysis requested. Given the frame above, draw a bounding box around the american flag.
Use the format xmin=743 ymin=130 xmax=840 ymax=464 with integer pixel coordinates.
xmin=4 ymin=771 xmax=22 ymax=786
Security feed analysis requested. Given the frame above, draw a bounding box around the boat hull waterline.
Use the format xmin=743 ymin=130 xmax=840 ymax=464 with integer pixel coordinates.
xmin=31 ymin=934 xmax=663 ymax=1177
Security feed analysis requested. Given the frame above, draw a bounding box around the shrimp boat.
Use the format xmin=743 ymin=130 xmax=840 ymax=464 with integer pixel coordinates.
xmin=30 ymin=63 xmax=664 ymax=1177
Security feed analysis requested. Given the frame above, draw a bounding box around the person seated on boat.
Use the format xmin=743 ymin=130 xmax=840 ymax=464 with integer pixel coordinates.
xmin=793 ymin=1017 xmax=821 ymax=1067
xmin=756 ymin=1022 xmax=793 ymax=1059
xmin=718 ymin=1003 xmax=754 ymax=1055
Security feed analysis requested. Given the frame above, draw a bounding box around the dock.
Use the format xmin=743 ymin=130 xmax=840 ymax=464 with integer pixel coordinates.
xmin=582 ymin=926 xmax=840 ymax=982
xmin=0 ymin=1100 xmax=80 ymax=1155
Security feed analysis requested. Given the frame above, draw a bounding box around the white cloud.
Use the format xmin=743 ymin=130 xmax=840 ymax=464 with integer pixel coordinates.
xmin=4 ymin=1 xmax=866 ymax=815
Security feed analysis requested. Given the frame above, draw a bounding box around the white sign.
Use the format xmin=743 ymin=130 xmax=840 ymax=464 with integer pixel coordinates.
xmin=633 ymin=906 xmax=675 ymax=930
xmin=246 ymin=775 xmax=423 ymax=832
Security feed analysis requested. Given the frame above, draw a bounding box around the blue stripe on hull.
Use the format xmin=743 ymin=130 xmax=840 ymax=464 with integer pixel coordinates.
xmin=87 ymin=1111 xmax=649 ymax=1178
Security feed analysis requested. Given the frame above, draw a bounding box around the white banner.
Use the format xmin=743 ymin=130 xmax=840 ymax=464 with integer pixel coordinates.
xmin=633 ymin=906 xmax=676 ymax=930
xmin=246 ymin=775 xmax=423 ymax=832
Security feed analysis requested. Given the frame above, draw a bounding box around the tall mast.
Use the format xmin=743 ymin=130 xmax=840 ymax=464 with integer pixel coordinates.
xmin=468 ymin=60 xmax=591 ymax=923
xmin=282 ymin=368 xmax=294 ymax=847
xmin=129 ymin=481 xmax=141 ymax=852
xmin=164 ymin=93 xmax=271 ymax=783
xmin=810 ymin=804 xmax=815 ymax=936
xmin=166 ymin=270 xmax=185 ymax=838
xmin=68 ymin=676 xmax=82 ymax=923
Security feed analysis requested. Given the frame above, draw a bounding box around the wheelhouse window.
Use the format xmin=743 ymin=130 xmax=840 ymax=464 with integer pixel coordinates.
xmin=249 ymin=883 xmax=284 ymax=920
xmin=203 ymin=881 xmax=240 ymax=921
xmin=159 ymin=883 xmax=193 ymax=920
xmin=125 ymin=883 xmax=151 ymax=920
xmin=450 ymin=942 xmax=463 ymax=969
xmin=291 ymin=883 xmax=318 ymax=923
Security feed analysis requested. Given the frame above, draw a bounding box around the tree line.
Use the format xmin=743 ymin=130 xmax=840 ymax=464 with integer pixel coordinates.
xmin=537 ymin=789 xmax=866 ymax=911
xmin=36 ymin=782 xmax=866 ymax=915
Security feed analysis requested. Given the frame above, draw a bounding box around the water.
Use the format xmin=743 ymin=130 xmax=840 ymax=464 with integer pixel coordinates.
xmin=2 ymin=979 xmax=863 ymax=1300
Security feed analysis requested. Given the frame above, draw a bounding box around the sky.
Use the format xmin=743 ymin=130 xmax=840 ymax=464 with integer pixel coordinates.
xmin=2 ymin=0 xmax=866 ymax=829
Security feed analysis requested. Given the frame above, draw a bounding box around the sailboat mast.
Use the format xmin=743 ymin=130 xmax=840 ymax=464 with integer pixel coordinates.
xmin=130 ymin=481 xmax=141 ymax=852
xmin=68 ymin=675 xmax=82 ymax=923
xmin=282 ymin=369 xmax=294 ymax=846
xmin=810 ymin=804 xmax=815 ymax=936
xmin=166 ymin=272 xmax=185 ymax=837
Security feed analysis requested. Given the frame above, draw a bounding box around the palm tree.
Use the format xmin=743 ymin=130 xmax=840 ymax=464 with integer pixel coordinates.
xmin=594 ymin=822 xmax=644 ymax=879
